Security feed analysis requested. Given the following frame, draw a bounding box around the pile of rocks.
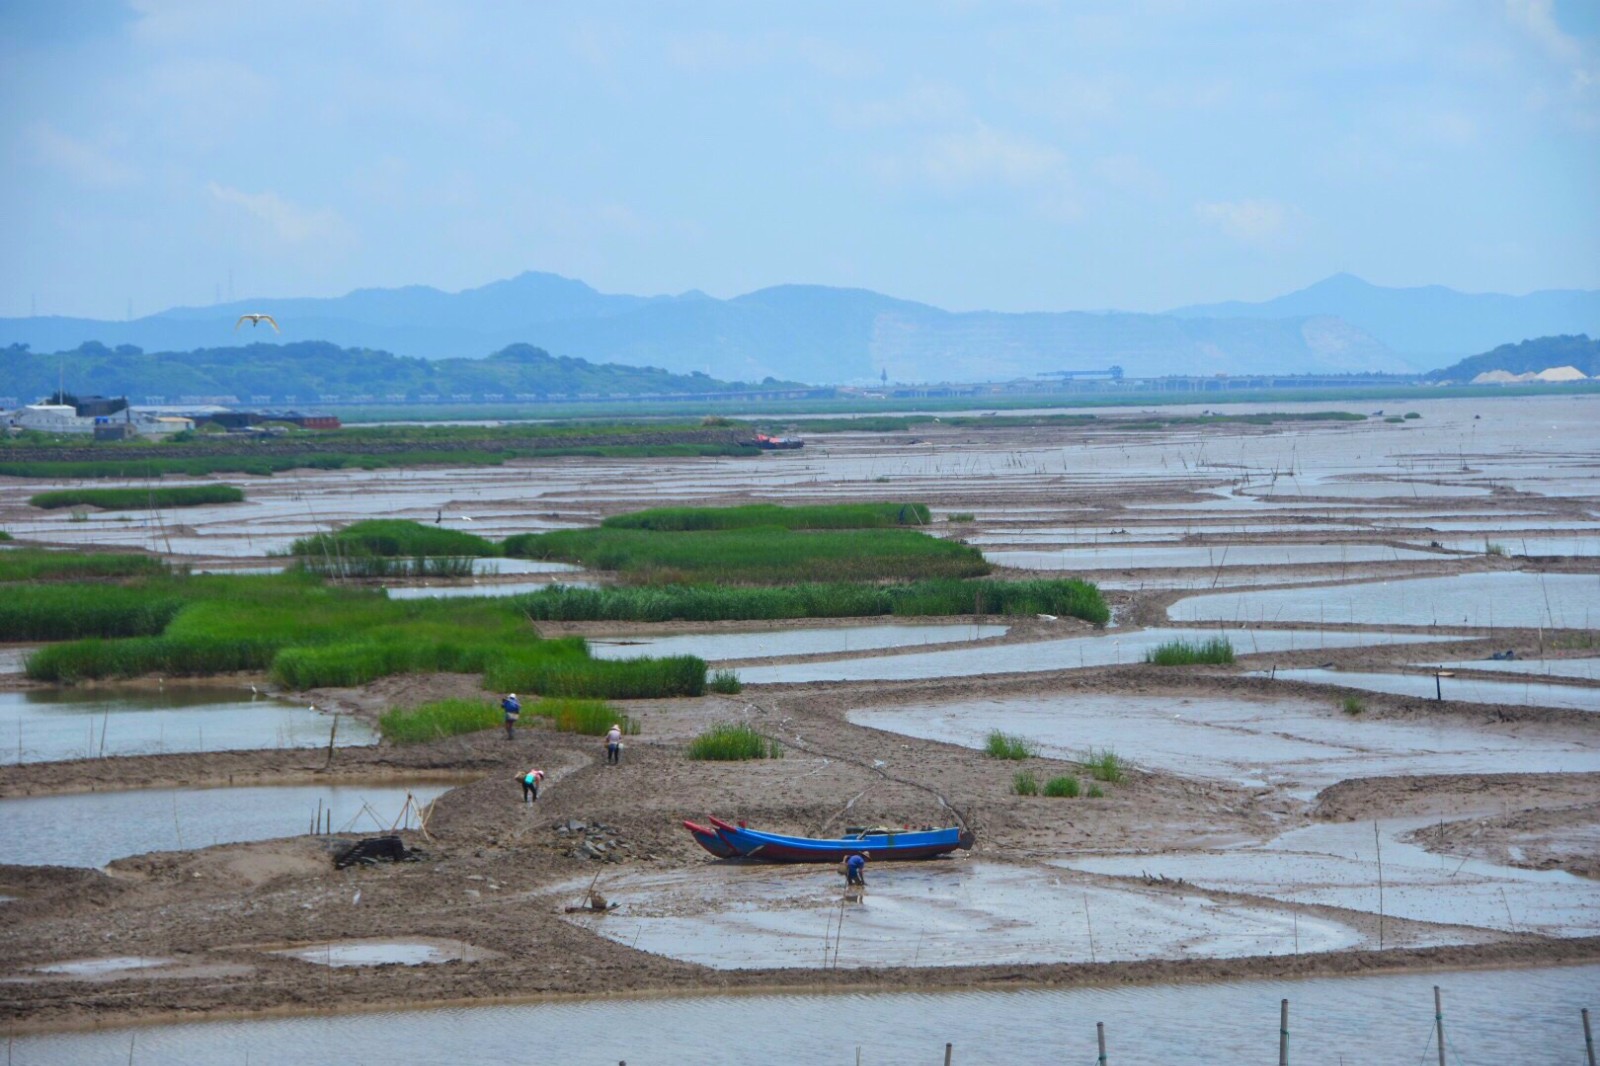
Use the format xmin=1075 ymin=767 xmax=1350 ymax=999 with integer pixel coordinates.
xmin=554 ymin=819 xmax=637 ymax=863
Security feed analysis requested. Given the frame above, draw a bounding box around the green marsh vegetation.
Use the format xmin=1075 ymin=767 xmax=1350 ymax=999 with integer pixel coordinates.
xmin=512 ymin=577 xmax=1107 ymax=625
xmin=1341 ymin=695 xmax=1367 ymax=716
xmin=28 ymin=485 xmax=244 ymax=510
xmin=686 ymin=722 xmax=780 ymax=761
xmin=15 ymin=568 xmax=704 ymax=698
xmin=505 ymin=526 xmax=983 ymax=584
xmin=1082 ymin=748 xmax=1124 ymax=783
xmin=378 ymin=696 xmax=635 ymax=743
xmin=708 ymin=669 xmax=742 ymax=693
xmin=1012 ymin=770 xmax=1039 ymax=796
xmin=1144 ymin=637 xmax=1236 ymax=665
xmin=600 ymin=502 xmax=931 ymax=531
xmin=0 ymin=548 xmax=170 ymax=583
xmin=290 ymin=519 xmax=500 ymax=559
xmin=984 ymin=730 xmax=1038 ymax=760
xmin=1043 ymin=774 xmax=1081 ymax=798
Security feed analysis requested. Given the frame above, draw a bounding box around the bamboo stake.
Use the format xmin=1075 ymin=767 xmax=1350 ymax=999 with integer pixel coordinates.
xmin=1582 ymin=1007 xmax=1594 ymax=1066
xmin=943 ymin=1043 xmax=952 ymax=1066
xmin=1434 ymin=986 xmax=1446 ymax=1066
xmin=1096 ymin=1021 xmax=1107 ymax=1065
xmin=324 ymin=712 xmax=338 ymax=768
xmin=1374 ymin=821 xmax=1385 ymax=950
xmin=1279 ymin=998 xmax=1289 ymax=1066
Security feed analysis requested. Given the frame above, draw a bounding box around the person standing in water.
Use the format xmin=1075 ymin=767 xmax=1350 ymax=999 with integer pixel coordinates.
xmin=605 ymin=722 xmax=623 ymax=764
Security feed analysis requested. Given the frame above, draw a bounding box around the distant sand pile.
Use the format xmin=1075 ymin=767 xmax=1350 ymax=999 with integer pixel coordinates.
xmin=1471 ymin=365 xmax=1588 ymax=384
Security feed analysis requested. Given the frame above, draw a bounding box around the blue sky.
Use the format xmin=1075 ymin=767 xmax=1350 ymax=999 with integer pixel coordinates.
xmin=3 ymin=1 xmax=1597 ymax=320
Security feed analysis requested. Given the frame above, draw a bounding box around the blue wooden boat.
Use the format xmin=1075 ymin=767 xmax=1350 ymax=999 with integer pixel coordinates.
xmin=683 ymin=819 xmax=741 ymax=858
xmin=705 ymin=816 xmax=973 ymax=863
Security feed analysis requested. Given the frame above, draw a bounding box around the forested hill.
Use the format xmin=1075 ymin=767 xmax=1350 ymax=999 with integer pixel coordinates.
xmin=1424 ymin=335 xmax=1599 ymax=382
xmin=0 ymin=341 xmax=802 ymax=404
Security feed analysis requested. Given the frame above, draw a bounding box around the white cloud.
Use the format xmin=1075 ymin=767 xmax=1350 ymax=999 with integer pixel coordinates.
xmin=1194 ymin=198 xmax=1297 ymax=245
xmin=27 ymin=123 xmax=138 ymax=188
xmin=206 ymin=181 xmax=347 ymax=246
xmin=1505 ymin=0 xmax=1582 ymax=63
xmin=919 ymin=124 xmax=1066 ymax=190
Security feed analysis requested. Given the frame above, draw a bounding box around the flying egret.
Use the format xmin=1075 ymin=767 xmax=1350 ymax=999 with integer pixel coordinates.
xmin=235 ymin=313 xmax=280 ymax=332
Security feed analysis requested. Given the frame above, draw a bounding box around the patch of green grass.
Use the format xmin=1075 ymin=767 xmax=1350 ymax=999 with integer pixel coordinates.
xmin=1083 ymin=748 xmax=1124 ymax=783
xmin=945 ymin=512 xmax=975 ymax=523
xmin=600 ymin=502 xmax=931 ymax=531
xmin=1144 ymin=637 xmax=1235 ymax=665
xmin=504 ymin=525 xmax=986 ymax=584
xmin=0 ymin=582 xmax=187 ymax=641
xmin=511 ymin=577 xmax=1108 ymax=626
xmin=0 ymin=548 xmax=170 ymax=583
xmin=29 ymin=485 xmax=244 ymax=510
xmin=708 ymin=669 xmax=742 ymax=694
xmin=486 ymin=652 xmax=706 ymax=699
xmin=1341 ymin=695 xmax=1367 ymax=716
xmin=686 ymin=722 xmax=779 ymax=761
xmin=984 ymin=730 xmax=1037 ymax=760
xmin=529 ymin=697 xmax=637 ymax=736
xmin=1484 ymin=541 xmax=1507 ymax=557
xmin=294 ymin=555 xmax=478 ymax=579
xmin=1043 ymin=775 xmax=1081 ymax=798
xmin=0 ymin=530 xmax=11 ymax=541
xmin=379 ymin=698 xmax=500 ymax=743
xmin=1013 ymin=770 xmax=1039 ymax=796
xmin=1086 ymin=784 xmax=1104 ymax=798
xmin=291 ymin=519 xmax=498 ymax=559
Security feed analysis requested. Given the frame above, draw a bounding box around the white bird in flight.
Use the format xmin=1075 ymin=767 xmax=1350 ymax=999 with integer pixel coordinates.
xmin=235 ymin=313 xmax=280 ymax=332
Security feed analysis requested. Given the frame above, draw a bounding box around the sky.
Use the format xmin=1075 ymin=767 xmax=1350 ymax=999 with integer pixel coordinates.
xmin=2 ymin=1 xmax=1598 ymax=321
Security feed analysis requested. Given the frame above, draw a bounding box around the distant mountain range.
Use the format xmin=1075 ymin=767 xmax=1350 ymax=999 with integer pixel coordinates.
xmin=3 ymin=272 xmax=1597 ymax=385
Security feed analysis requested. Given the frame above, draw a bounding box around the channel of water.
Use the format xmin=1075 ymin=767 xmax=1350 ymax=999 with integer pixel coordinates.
xmin=2 ymin=782 xmax=457 ymax=868
xmin=0 ymin=688 xmax=375 ymax=765
xmin=587 ymin=623 xmax=1009 ymax=663
xmin=8 ymin=966 xmax=1596 ymax=1063
xmin=1259 ymin=668 xmax=1600 ymax=712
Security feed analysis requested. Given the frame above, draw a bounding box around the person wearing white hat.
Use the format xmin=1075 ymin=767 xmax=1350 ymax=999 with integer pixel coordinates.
xmin=500 ymin=692 xmax=521 ymax=740
xmin=605 ymin=722 xmax=623 ymax=764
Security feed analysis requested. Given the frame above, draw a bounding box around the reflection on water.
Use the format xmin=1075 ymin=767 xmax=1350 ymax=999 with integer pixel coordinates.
xmin=733 ymin=627 xmax=1470 ymax=684
xmin=1169 ymin=572 xmax=1600 ymax=630
xmin=588 ymin=623 xmax=1009 ymax=662
xmin=1261 ymin=668 xmax=1600 ymax=712
xmin=9 ymin=966 xmax=1597 ymax=1063
xmin=849 ymin=694 xmax=1600 ymax=794
xmin=1 ymin=782 xmax=456 ymax=867
xmin=0 ymin=688 xmax=376 ymax=765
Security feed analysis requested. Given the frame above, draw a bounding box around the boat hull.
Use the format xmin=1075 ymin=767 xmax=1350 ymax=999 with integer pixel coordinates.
xmin=683 ymin=820 xmax=741 ymax=858
xmin=706 ymin=816 xmax=973 ymax=863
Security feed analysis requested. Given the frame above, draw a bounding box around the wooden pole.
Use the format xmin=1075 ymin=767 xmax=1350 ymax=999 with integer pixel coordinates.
xmin=1434 ymin=985 xmax=1446 ymax=1066
xmin=1097 ymin=1021 xmax=1107 ymax=1065
xmin=324 ymin=712 xmax=338 ymax=768
xmin=1375 ymin=821 xmax=1385 ymax=950
xmin=1583 ymin=1007 xmax=1595 ymax=1066
xmin=1279 ymin=998 xmax=1289 ymax=1066
xmin=943 ymin=1043 xmax=952 ymax=1066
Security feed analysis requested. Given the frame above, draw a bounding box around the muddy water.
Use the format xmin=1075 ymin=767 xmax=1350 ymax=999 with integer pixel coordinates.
xmin=1062 ymin=818 xmax=1600 ymax=937
xmin=268 ymin=938 xmax=495 ymax=967
xmin=2 ymin=782 xmax=457 ymax=868
xmin=0 ymin=689 xmax=375 ymax=765
xmin=1430 ymin=656 xmax=1600 ymax=681
xmin=587 ymin=623 xmax=1009 ymax=662
xmin=559 ymin=860 xmax=1374 ymax=971
xmin=1260 ymin=668 xmax=1600 ymax=712
xmin=848 ymin=695 xmax=1600 ymax=794
xmin=10 ymin=965 xmax=1597 ymax=1062
xmin=732 ymin=627 xmax=1470 ymax=685
xmin=1168 ymin=572 xmax=1600 ymax=630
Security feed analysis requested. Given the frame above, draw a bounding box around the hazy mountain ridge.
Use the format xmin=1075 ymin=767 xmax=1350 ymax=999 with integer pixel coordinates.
xmin=1172 ymin=273 xmax=1600 ymax=361
xmin=2 ymin=271 xmax=1594 ymax=385
xmin=1425 ymin=334 xmax=1599 ymax=382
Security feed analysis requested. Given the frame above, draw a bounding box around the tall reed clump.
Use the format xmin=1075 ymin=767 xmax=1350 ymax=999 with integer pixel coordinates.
xmin=599 ymin=502 xmax=932 ymax=531
xmin=28 ymin=485 xmax=245 ymax=510
xmin=686 ymin=722 xmax=779 ymax=761
xmin=984 ymin=730 xmax=1038 ymax=760
xmin=486 ymin=652 xmax=706 ymax=700
xmin=2 ymin=584 xmax=187 ymax=642
xmin=0 ymin=548 xmax=169 ymax=583
xmin=531 ymin=698 xmax=637 ymax=736
xmin=1143 ymin=637 xmax=1235 ymax=665
xmin=291 ymin=519 xmax=499 ymax=559
xmin=511 ymin=577 xmax=1108 ymax=625
xmin=1013 ymin=770 xmax=1039 ymax=796
xmin=293 ymin=555 xmax=477 ymax=579
xmin=708 ymin=669 xmax=742 ymax=694
xmin=1043 ymin=775 xmax=1081 ymax=798
xmin=1082 ymin=748 xmax=1124 ymax=783
xmin=378 ymin=699 xmax=501 ymax=743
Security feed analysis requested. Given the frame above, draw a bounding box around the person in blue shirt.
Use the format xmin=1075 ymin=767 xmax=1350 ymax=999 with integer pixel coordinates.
xmin=501 ymin=693 xmax=521 ymax=740
xmin=845 ymin=852 xmax=868 ymax=892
